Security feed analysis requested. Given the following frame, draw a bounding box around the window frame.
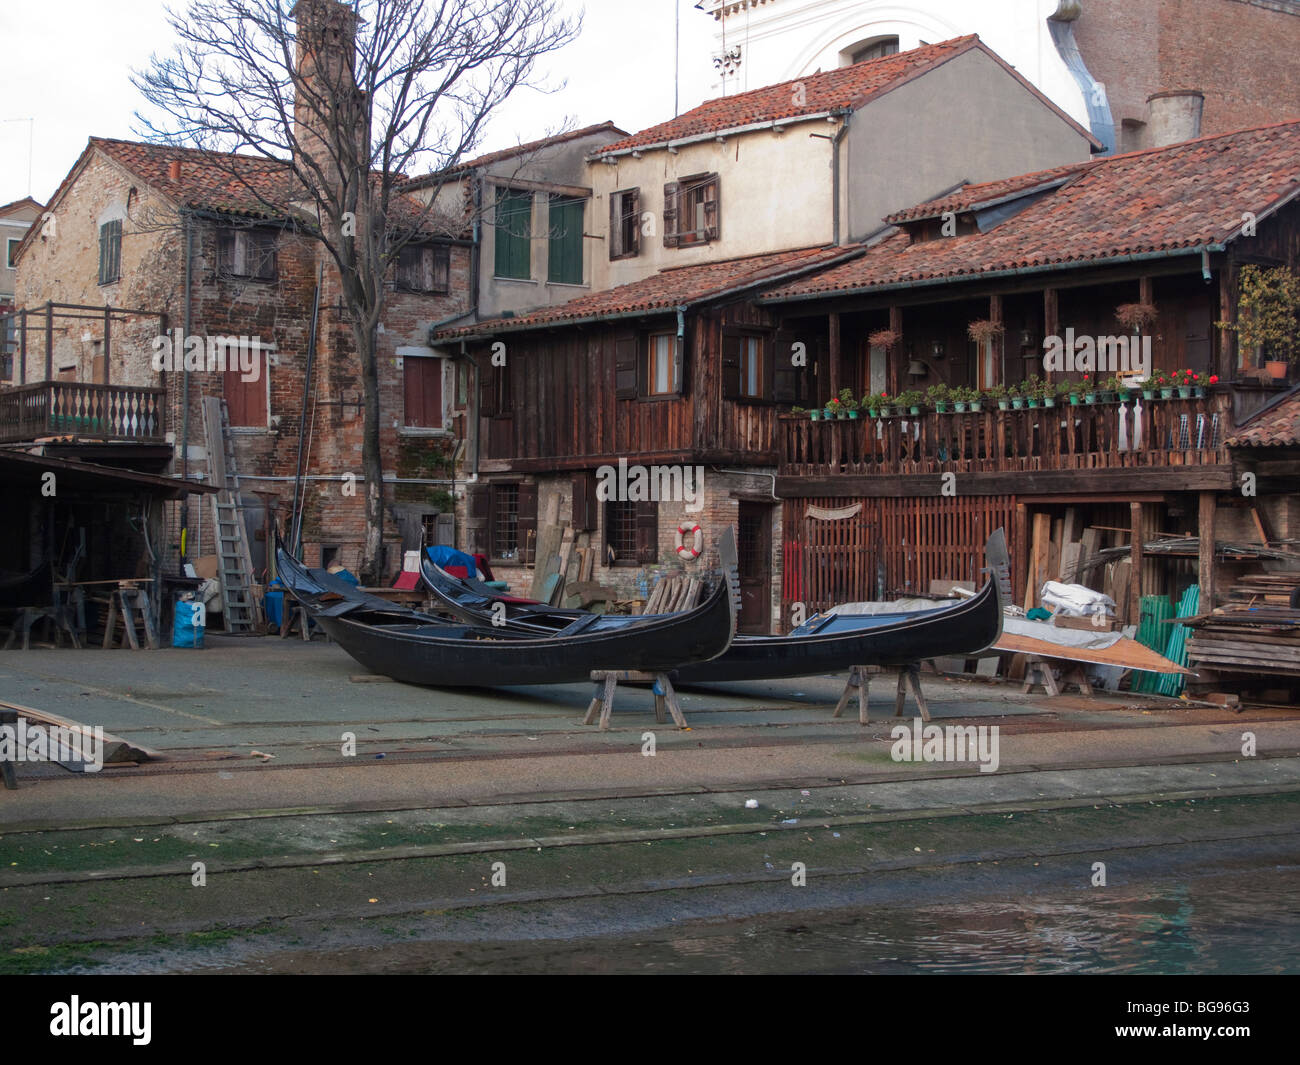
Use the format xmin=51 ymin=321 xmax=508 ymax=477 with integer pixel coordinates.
xmin=609 ymin=188 xmax=641 ymax=261
xmin=645 ymin=332 xmax=681 ymax=398
xmin=6 ymin=238 xmax=20 ymax=270
xmin=401 ymin=352 xmax=450 ymax=431
xmin=664 ymin=173 xmax=720 ymax=248
xmin=217 ymin=226 xmax=277 ymax=282
xmin=547 ymin=193 xmax=586 ymax=285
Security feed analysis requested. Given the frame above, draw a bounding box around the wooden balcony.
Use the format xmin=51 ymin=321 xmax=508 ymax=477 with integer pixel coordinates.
xmin=0 ymin=381 xmax=165 ymax=444
xmin=778 ymin=395 xmax=1235 ymax=496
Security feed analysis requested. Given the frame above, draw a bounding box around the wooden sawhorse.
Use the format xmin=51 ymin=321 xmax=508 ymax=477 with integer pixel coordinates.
xmin=584 ymin=670 xmax=687 ymax=731
xmin=102 ymin=583 xmax=158 ymax=650
xmin=280 ymin=603 xmax=317 ymax=640
xmin=1022 ymin=655 xmax=1093 ymax=697
xmin=833 ymin=662 xmax=932 ymax=724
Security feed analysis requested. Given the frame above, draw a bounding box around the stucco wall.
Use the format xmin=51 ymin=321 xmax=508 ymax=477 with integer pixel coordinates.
xmin=845 ymin=47 xmax=1096 ymax=240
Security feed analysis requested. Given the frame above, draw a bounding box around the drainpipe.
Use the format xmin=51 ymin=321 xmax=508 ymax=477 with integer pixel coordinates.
xmin=832 ymin=114 xmax=849 ymax=246
xmin=180 ymin=210 xmax=193 ymax=559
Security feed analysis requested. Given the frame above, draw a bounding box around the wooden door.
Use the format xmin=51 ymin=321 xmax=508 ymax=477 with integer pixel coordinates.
xmin=737 ymin=502 xmax=773 ymax=634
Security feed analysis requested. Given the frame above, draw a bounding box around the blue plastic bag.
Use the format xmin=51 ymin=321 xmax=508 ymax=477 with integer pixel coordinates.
xmin=173 ymin=600 xmax=206 ymax=648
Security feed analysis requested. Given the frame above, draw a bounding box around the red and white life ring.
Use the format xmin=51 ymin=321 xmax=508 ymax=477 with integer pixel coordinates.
xmin=675 ymin=522 xmax=704 ymax=561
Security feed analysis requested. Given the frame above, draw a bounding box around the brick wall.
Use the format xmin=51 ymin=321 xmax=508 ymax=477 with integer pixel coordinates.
xmin=1076 ymin=0 xmax=1300 ymax=150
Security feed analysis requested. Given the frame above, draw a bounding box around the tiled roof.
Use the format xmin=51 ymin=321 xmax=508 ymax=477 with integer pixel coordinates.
xmin=762 ymin=120 xmax=1300 ymax=301
xmin=91 ymin=137 xmax=298 ymax=218
xmin=883 ymin=162 xmax=1096 ymax=224
xmin=0 ymin=196 xmax=44 ymax=217
xmin=1226 ymin=386 xmax=1300 ymax=448
xmin=595 ymin=37 xmax=980 ymax=154
xmin=433 ymin=245 xmax=863 ymax=339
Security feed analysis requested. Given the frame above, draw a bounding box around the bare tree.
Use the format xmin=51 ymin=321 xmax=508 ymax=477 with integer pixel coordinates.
xmin=134 ymin=0 xmax=580 ymax=580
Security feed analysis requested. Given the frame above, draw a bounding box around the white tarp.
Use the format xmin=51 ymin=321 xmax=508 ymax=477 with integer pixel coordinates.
xmin=1039 ymin=580 xmax=1115 ymax=618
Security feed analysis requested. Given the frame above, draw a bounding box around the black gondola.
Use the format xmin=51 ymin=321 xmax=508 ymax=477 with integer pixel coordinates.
xmin=276 ymin=530 xmax=741 ymax=687
xmin=416 ymin=530 xmax=1010 ymax=683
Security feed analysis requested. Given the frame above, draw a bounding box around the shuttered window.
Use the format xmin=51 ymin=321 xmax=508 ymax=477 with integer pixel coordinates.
xmin=605 ymin=499 xmax=657 ymax=565
xmin=224 ymin=348 xmax=267 ymax=427
xmin=490 ymin=482 xmax=537 ymax=563
xmin=98 ymin=220 xmax=121 ymax=285
xmin=396 ymin=244 xmax=450 ymax=293
xmin=494 ymin=188 xmax=532 ymax=280
xmin=547 ymin=194 xmax=585 ymax=284
xmin=609 ymin=188 xmax=640 ymax=260
xmin=663 ymin=174 xmax=719 ymax=247
xmin=218 ymin=228 xmax=276 ymax=280
xmin=724 ymin=329 xmax=793 ymax=404
xmin=403 ymin=356 xmax=443 ymax=428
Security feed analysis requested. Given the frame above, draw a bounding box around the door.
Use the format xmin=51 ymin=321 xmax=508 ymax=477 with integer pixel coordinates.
xmin=737 ymin=502 xmax=773 ymax=634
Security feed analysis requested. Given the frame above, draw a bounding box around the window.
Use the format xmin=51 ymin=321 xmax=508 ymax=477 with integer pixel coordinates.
xmin=605 ymin=499 xmax=658 ymax=565
xmin=396 ymin=244 xmax=450 ymax=293
xmin=740 ymin=336 xmax=763 ymax=398
xmin=494 ymin=187 xmax=532 ymax=280
xmin=98 ymin=220 xmax=121 ymax=285
xmin=403 ymin=355 xmax=444 ymax=428
xmin=218 ymin=228 xmax=276 ymax=280
xmin=663 ymin=174 xmax=719 ymax=248
xmin=6 ymin=238 xmax=20 ymax=269
xmin=225 ymin=347 xmax=268 ymax=427
xmin=647 ymin=333 xmax=680 ymax=396
xmin=489 ymin=482 xmax=537 ymax=563
xmin=851 ymin=37 xmax=900 ymax=64
xmin=609 ymin=188 xmax=640 ymax=260
xmin=548 ymin=194 xmax=585 ymax=285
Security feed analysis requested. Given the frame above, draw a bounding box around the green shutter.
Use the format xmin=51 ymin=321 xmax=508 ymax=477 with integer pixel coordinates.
xmin=548 ymin=195 xmax=584 ymax=285
xmin=494 ymin=188 xmax=532 ymax=280
xmin=98 ymin=220 xmax=121 ymax=285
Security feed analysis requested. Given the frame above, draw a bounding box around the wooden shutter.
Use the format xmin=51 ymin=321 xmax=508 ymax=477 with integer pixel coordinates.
xmin=702 ymin=176 xmax=720 ymax=241
xmin=404 ymin=356 xmax=443 ymax=428
xmin=466 ymin=484 xmax=491 ymax=554
xmin=516 ymin=483 xmax=539 ymax=565
xmin=224 ymin=349 xmax=266 ymax=427
xmin=479 ymin=354 xmax=498 ymax=416
xmin=432 ymin=246 xmax=450 ymax=293
xmin=673 ymin=334 xmax=686 ymax=397
xmin=253 ymin=231 xmax=276 ymax=280
xmin=614 ymin=333 xmax=638 ymax=399
xmin=609 ymin=193 xmax=623 ymax=260
xmin=99 ymin=220 xmax=121 ymax=284
xmin=662 ymin=181 xmax=680 ymax=248
xmin=721 ymin=331 xmax=742 ymax=400
xmin=635 ymin=500 xmax=659 ymax=563
xmin=572 ymin=472 xmax=597 ymax=531
xmin=772 ymin=330 xmax=799 ymax=403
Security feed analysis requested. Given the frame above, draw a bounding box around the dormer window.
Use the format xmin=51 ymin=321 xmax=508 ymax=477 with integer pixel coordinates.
xmin=849 ymin=36 xmax=899 ymax=64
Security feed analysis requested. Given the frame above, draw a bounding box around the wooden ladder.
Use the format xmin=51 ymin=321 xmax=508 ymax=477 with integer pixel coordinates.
xmin=202 ymin=396 xmax=261 ymax=634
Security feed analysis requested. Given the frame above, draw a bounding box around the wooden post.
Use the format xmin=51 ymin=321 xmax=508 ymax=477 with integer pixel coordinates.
xmin=1130 ymin=501 xmax=1144 ymax=627
xmin=888 ymin=305 xmax=903 ymax=395
xmin=44 ymin=300 xmax=53 ymax=382
xmin=102 ymin=306 xmax=111 ymax=386
xmin=989 ymin=293 xmax=1004 ymax=389
xmin=1139 ymin=276 xmax=1154 ymax=306
xmin=828 ymin=311 xmax=841 ymax=401
xmin=1198 ymin=491 xmax=1216 ymax=610
xmin=1218 ymin=264 xmax=1237 ymax=374
xmin=19 ymin=309 xmax=27 ymax=383
xmin=1042 ymin=288 xmax=1059 ymax=384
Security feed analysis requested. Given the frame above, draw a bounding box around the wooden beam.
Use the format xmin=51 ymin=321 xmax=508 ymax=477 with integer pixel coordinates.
xmin=1198 ymin=491 xmax=1217 ymax=611
xmin=1130 ymin=501 xmax=1144 ymax=627
xmin=828 ymin=311 xmax=841 ymax=400
xmin=888 ymin=305 xmax=903 ymax=395
xmin=44 ymin=301 xmax=53 ymax=381
xmin=775 ymin=465 xmax=1237 ymax=498
xmin=1139 ymin=276 xmax=1154 ymax=306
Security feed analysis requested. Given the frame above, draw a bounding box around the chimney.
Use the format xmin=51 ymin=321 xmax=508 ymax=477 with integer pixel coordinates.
xmin=168 ymin=159 xmax=182 ymax=183
xmin=1146 ymin=90 xmax=1204 ymax=147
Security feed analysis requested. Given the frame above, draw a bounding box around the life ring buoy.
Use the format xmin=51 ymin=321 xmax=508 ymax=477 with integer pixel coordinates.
xmin=675 ymin=522 xmax=704 ymax=561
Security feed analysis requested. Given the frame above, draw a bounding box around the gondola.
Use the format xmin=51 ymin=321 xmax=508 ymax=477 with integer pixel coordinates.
xmin=417 ymin=530 xmax=1010 ymax=683
xmin=275 ymin=530 xmax=741 ymax=687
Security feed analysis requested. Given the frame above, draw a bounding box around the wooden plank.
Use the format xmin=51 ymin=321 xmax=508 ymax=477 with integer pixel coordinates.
xmin=993 ymin=633 xmax=1193 ymax=674
xmin=1129 ymin=502 xmax=1144 ymax=628
xmin=1199 ymin=491 xmax=1217 ymax=611
xmin=0 ymin=700 xmax=160 ymax=765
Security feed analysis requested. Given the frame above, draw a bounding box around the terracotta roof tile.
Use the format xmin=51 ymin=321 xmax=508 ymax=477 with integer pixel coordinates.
xmin=762 ymin=120 xmax=1300 ymax=302
xmin=596 ymin=37 xmax=980 ymax=154
xmin=433 ymin=245 xmax=863 ymax=339
xmin=1226 ymin=386 xmax=1300 ymax=447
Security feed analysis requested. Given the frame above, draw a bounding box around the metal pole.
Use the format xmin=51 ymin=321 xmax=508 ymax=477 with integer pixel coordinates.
xmin=102 ymin=305 xmax=111 ymax=385
xmin=44 ymin=301 xmax=53 ymax=381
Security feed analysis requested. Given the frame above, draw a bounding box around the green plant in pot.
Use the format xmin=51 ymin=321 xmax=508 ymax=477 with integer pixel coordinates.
xmin=1137 ymin=374 xmax=1159 ymax=400
xmin=926 ymin=382 xmax=951 ymax=413
xmin=1023 ymin=374 xmax=1043 ymax=408
xmin=987 ymin=382 xmax=1010 ymax=410
xmin=1009 ymin=382 xmax=1026 ymax=410
xmin=839 ymin=388 xmax=859 ymax=419
xmin=1216 ymin=264 xmax=1300 ymax=379
xmin=896 ymin=389 xmax=924 ymax=415
xmin=862 ymin=391 xmax=882 ymax=417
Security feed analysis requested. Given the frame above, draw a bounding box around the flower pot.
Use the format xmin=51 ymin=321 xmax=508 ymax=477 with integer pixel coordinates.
xmin=1011 ymin=398 xmax=1024 ymax=410
xmin=1043 ymin=397 xmax=1055 ymax=408
xmin=1027 ymin=398 xmax=1040 ymax=409
xmin=867 ymin=408 xmax=879 ymax=418
xmin=1193 ymin=386 xmax=1205 ymax=398
xmin=1160 ymin=388 xmax=1174 ymax=400
xmin=809 ymin=410 xmax=821 ymax=421
xmin=848 ymin=409 xmax=859 ymax=419
xmin=1085 ymin=393 xmax=1097 ymax=405
xmin=998 ymin=399 xmax=1010 ymax=411
xmin=1177 ymin=386 xmax=1192 ymax=399
xmin=970 ymin=401 xmax=983 ymax=412
xmin=1069 ymin=394 xmax=1080 ymax=406
xmin=1265 ymin=360 xmax=1288 ymax=379
xmin=935 ymin=402 xmax=948 ymax=413
xmin=954 ymin=401 xmax=968 ymax=413
xmin=1142 ymin=389 xmax=1155 ymax=400
xmin=909 ymin=405 xmax=921 ymax=416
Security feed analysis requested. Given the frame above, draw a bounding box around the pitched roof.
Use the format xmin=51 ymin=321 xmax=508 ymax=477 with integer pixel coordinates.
xmin=1225 ymin=385 xmax=1300 ymax=448
xmin=433 ymin=245 xmax=863 ymax=340
xmin=883 ymin=162 xmax=1096 ymax=224
xmin=429 ymin=122 xmax=628 ymax=179
xmin=761 ymin=120 xmax=1300 ymax=302
xmin=595 ymin=37 xmax=982 ymax=154
xmin=0 ymin=197 xmax=44 ymax=217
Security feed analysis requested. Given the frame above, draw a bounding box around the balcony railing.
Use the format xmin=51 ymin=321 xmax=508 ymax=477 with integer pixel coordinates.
xmin=0 ymin=381 xmax=165 ymax=444
xmin=779 ymin=395 xmax=1229 ymax=478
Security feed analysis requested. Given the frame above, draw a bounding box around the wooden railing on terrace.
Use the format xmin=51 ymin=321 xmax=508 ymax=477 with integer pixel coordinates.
xmin=779 ymin=396 xmax=1230 ymax=479
xmin=0 ymin=381 xmax=165 ymax=444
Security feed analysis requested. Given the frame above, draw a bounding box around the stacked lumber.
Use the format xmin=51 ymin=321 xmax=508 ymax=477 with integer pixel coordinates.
xmin=642 ymin=574 xmax=701 ymax=615
xmin=1186 ymin=571 xmax=1300 ymax=678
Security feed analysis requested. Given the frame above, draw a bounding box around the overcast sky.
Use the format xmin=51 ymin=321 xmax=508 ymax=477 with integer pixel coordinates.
xmin=0 ymin=0 xmax=718 ymax=206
